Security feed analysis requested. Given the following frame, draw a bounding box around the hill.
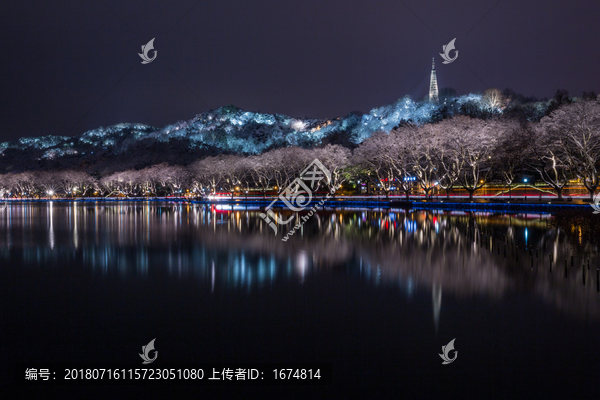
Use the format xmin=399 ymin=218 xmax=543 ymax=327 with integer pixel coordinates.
xmin=0 ymin=93 xmax=549 ymax=174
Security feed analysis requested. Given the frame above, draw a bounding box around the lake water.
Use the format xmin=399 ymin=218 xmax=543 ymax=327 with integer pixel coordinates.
xmin=4 ymin=202 xmax=600 ymax=398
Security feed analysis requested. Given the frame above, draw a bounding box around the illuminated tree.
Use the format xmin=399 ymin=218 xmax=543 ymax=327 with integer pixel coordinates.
xmin=354 ymin=132 xmax=398 ymax=198
xmin=9 ymin=172 xmax=36 ymax=198
xmin=492 ymin=120 xmax=530 ymax=197
xmin=482 ymin=88 xmax=507 ymax=113
xmin=529 ymin=124 xmax=571 ymax=200
xmin=220 ymin=155 xmax=248 ymax=198
xmin=540 ymin=100 xmax=600 ymax=199
xmin=33 ymin=171 xmax=58 ymax=197
xmin=403 ymin=124 xmax=446 ymax=198
xmin=436 ymin=116 xmax=497 ymax=199
xmin=312 ymin=145 xmax=352 ymax=197
xmin=246 ymin=154 xmax=274 ymax=198
xmin=101 ymin=171 xmax=137 ymax=197
xmin=154 ymin=164 xmax=189 ymax=195
xmin=189 ymin=157 xmax=225 ymax=195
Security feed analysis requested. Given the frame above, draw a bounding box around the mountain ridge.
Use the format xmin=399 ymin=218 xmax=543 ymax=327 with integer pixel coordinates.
xmin=0 ymin=93 xmax=549 ymax=174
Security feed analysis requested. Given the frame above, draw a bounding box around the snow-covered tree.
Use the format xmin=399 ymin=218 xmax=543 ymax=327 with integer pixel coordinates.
xmin=264 ymin=147 xmax=312 ymax=192
xmin=10 ymin=172 xmax=36 ymax=198
xmin=529 ymin=124 xmax=571 ymax=199
xmin=540 ymin=100 xmax=600 ymax=199
xmin=481 ymin=88 xmax=507 ymax=113
xmin=354 ymin=132 xmax=399 ymax=198
xmin=492 ymin=120 xmax=529 ymax=197
xmin=189 ymin=156 xmax=227 ymax=194
xmin=220 ymin=155 xmax=248 ymax=198
xmin=401 ymin=124 xmax=444 ymax=198
xmin=438 ymin=116 xmax=497 ymax=199
xmin=311 ymin=145 xmax=351 ymax=197
xmin=246 ymin=154 xmax=274 ymax=198
xmin=101 ymin=171 xmax=137 ymax=197
xmin=154 ymin=164 xmax=189 ymax=195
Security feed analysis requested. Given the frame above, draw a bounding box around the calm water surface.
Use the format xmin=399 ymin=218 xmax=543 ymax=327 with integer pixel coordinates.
xmin=4 ymin=202 xmax=599 ymax=398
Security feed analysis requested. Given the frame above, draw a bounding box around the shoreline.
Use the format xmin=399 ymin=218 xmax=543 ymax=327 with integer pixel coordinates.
xmin=0 ymin=196 xmax=593 ymax=213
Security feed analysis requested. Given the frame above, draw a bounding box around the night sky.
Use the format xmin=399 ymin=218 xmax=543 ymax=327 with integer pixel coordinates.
xmin=1 ymin=0 xmax=599 ymax=141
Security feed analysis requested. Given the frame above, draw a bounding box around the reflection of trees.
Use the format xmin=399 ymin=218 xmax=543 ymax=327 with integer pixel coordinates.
xmin=344 ymin=211 xmax=511 ymax=299
xmin=162 ymin=206 xmax=599 ymax=319
xmin=197 ymin=207 xmax=600 ymax=319
xmin=552 ymin=209 xmax=600 ymax=252
xmin=0 ymin=203 xmax=598 ymax=320
xmin=228 ymin=208 xmax=600 ymax=319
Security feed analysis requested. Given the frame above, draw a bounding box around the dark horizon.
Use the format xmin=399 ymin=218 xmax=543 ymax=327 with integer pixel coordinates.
xmin=2 ymin=0 xmax=600 ymax=141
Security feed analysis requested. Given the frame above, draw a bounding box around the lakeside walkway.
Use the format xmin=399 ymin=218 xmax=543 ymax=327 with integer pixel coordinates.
xmin=1 ymin=195 xmax=594 ymax=212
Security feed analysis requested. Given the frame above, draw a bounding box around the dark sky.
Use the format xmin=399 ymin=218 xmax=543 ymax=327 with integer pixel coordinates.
xmin=1 ymin=0 xmax=599 ymax=141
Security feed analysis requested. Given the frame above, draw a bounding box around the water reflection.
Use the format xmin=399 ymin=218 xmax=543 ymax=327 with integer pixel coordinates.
xmin=0 ymin=202 xmax=599 ymax=320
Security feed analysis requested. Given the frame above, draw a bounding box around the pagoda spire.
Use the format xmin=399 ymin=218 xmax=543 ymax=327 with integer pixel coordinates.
xmin=429 ymin=57 xmax=439 ymax=103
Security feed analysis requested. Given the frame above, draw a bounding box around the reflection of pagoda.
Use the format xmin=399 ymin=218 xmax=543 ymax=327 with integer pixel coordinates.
xmin=429 ymin=58 xmax=439 ymax=103
xmin=432 ymin=284 xmax=441 ymax=333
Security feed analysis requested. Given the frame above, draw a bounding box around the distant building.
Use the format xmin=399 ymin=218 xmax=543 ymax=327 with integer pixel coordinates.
xmin=429 ymin=58 xmax=439 ymax=104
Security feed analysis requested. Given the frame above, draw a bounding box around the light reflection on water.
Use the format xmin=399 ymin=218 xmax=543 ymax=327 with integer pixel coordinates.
xmin=0 ymin=202 xmax=599 ymax=320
